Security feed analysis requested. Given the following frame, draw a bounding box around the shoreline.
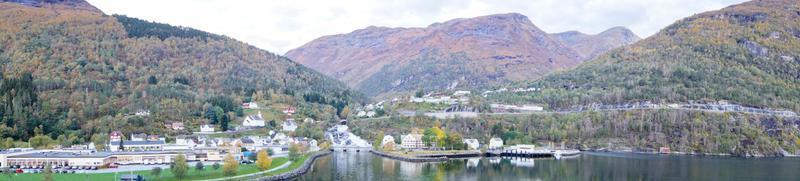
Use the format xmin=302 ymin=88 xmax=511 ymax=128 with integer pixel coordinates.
xmin=255 ymin=150 xmax=332 ymax=181
xmin=370 ymin=150 xmax=450 ymax=162
xmin=584 ymin=149 xmax=800 ymax=158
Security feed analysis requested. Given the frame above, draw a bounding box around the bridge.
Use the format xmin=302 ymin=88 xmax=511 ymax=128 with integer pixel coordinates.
xmin=330 ymin=146 xmax=372 ymax=153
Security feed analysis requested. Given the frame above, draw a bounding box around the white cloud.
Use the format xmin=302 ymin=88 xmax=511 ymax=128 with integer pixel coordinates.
xmin=86 ymin=0 xmax=747 ymax=54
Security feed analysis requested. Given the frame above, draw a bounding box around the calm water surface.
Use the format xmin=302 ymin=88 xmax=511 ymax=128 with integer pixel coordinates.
xmin=297 ymin=151 xmax=800 ymax=181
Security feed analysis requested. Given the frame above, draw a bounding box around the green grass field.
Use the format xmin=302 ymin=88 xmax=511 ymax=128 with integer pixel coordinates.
xmin=264 ymin=154 xmax=310 ymax=176
xmin=0 ymin=157 xmax=288 ymax=181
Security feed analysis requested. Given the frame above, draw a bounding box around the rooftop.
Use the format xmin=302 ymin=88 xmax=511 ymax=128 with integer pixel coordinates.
xmin=9 ymin=151 xmax=112 ymax=159
xmin=109 ymin=140 xmax=166 ymax=146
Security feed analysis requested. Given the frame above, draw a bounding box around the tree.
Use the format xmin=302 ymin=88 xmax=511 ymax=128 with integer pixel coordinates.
xmin=339 ymin=106 xmax=351 ymax=119
xmin=374 ymin=131 xmax=385 ymax=150
xmin=223 ymin=153 xmax=238 ymax=176
xmin=220 ymin=114 xmax=230 ymax=131
xmin=171 ymin=154 xmax=188 ymax=179
xmin=255 ymin=149 xmax=272 ymax=171
xmin=2 ymin=138 xmax=13 ymax=149
xmin=431 ymin=127 xmax=447 ymax=148
xmin=195 ymin=161 xmax=204 ymax=172
xmin=43 ymin=163 xmax=53 ymax=181
xmin=445 ymin=132 xmax=464 ymax=150
xmin=422 ymin=127 xmax=446 ymax=148
xmin=91 ymin=133 xmax=108 ymax=151
xmin=118 ymin=138 xmax=125 ymax=151
xmin=288 ymin=143 xmax=301 ymax=161
xmin=319 ymin=141 xmax=331 ymax=150
xmin=148 ymin=75 xmax=158 ymax=85
xmin=212 ymin=162 xmax=221 ymax=171
xmin=151 ymin=167 xmax=162 ymax=178
xmin=423 ymin=129 xmax=435 ymax=147
xmin=28 ymin=135 xmax=53 ymax=149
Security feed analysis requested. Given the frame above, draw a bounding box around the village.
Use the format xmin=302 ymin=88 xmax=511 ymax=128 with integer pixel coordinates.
xmin=4 ymin=89 xmax=786 ymax=180
xmin=0 ymin=93 xmax=581 ymax=180
xmin=0 ymin=102 xmax=323 ymax=179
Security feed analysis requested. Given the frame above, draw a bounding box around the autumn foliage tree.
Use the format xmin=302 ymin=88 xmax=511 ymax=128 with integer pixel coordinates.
xmin=223 ymin=153 xmax=238 ymax=176
xmin=255 ymin=149 xmax=272 ymax=171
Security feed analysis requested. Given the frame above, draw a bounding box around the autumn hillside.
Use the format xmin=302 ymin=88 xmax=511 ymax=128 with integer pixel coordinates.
xmin=0 ymin=1 xmax=363 ymax=141
xmin=493 ymin=0 xmax=800 ymax=113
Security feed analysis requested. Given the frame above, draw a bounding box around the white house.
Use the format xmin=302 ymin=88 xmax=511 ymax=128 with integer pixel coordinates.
xmin=401 ymin=134 xmax=424 ymax=149
xmin=134 ymin=109 xmax=150 ymax=117
xmin=282 ymin=119 xmax=297 ymax=132
xmin=463 ymin=139 xmax=480 ymax=150
xmin=273 ymin=133 xmax=288 ymax=145
xmin=175 ymin=136 xmax=202 ymax=147
xmin=453 ymin=90 xmax=471 ymax=97
xmin=165 ymin=122 xmax=184 ymax=130
xmin=489 ymin=137 xmax=504 ymax=150
xmin=381 ymin=135 xmax=396 ymax=150
xmin=243 ymin=112 xmax=266 ymax=127
xmin=242 ymin=102 xmax=259 ymax=109
xmin=282 ymin=107 xmax=295 ymax=115
xmin=200 ymin=124 xmax=215 ymax=133
xmin=303 ymin=117 xmax=315 ymax=123
xmin=130 ymin=133 xmax=148 ymax=141
xmin=108 ymin=140 xmax=165 ymax=152
xmin=109 ymin=131 xmax=123 ymax=142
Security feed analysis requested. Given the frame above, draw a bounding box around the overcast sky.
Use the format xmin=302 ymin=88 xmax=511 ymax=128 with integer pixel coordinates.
xmin=87 ymin=0 xmax=746 ymax=54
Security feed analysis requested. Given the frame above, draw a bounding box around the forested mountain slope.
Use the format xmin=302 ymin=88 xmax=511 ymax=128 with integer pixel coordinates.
xmin=494 ymin=0 xmax=800 ymax=113
xmin=0 ymin=1 xmax=362 ymax=141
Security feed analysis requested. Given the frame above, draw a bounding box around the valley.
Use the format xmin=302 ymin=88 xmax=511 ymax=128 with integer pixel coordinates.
xmin=0 ymin=0 xmax=798 ymax=180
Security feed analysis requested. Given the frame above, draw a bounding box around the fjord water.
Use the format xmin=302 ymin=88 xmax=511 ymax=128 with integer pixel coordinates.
xmin=298 ymin=152 xmax=800 ymax=181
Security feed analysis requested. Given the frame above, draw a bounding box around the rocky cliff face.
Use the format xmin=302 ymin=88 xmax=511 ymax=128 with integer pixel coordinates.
xmin=552 ymin=27 xmax=641 ymax=60
xmin=287 ymin=13 xmax=623 ymax=97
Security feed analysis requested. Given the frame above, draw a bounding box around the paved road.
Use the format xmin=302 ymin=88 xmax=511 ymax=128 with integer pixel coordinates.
xmin=356 ymin=104 xmax=797 ymax=121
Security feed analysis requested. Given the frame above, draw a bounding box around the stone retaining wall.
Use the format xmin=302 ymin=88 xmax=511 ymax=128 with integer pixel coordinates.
xmin=256 ymin=150 xmax=332 ymax=181
xmin=370 ymin=150 xmax=449 ymax=162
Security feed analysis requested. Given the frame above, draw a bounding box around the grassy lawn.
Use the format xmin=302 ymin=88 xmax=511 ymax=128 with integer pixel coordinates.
xmin=1 ymin=157 xmax=288 ymax=181
xmin=207 ymin=128 xmax=269 ymax=138
xmin=264 ymin=154 xmax=310 ymax=176
xmin=242 ymin=102 xmax=288 ymax=121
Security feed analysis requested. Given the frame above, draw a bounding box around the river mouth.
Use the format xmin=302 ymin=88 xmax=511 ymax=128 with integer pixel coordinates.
xmin=297 ymin=151 xmax=800 ymax=181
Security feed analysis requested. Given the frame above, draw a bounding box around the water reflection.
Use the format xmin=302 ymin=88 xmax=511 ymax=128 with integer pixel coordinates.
xmin=298 ymin=152 xmax=800 ymax=181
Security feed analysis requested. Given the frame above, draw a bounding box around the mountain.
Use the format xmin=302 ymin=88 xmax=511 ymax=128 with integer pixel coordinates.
xmin=494 ymin=0 xmax=800 ymax=112
xmin=481 ymin=0 xmax=800 ymax=156
xmin=0 ymin=1 xmax=362 ymax=141
xmin=1 ymin=0 xmax=98 ymax=11
xmin=552 ymin=27 xmax=641 ymax=60
xmin=287 ymin=13 xmax=596 ymax=97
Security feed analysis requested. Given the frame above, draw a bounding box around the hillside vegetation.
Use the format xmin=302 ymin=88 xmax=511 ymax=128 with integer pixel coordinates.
xmin=354 ymin=110 xmax=800 ymax=156
xmin=0 ymin=2 xmax=362 ymax=143
xmin=492 ymin=0 xmax=800 ymax=113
